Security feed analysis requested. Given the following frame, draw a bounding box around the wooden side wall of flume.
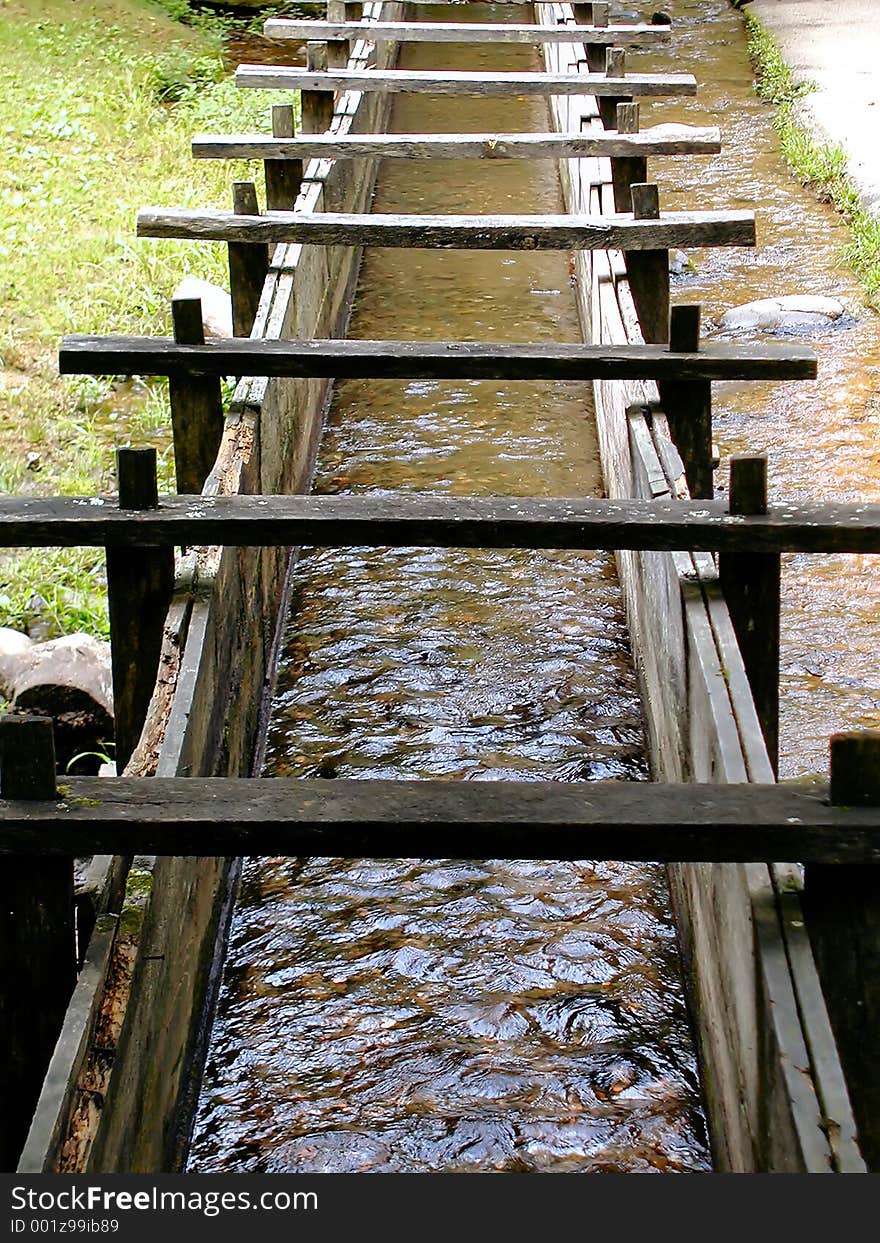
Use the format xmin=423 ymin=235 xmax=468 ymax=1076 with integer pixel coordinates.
xmin=534 ymin=1 xmax=863 ymax=1172
xmin=17 ymin=3 xmax=406 ymax=1175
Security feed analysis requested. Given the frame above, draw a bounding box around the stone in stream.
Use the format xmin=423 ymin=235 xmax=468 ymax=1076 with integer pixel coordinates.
xmin=172 ymin=276 xmax=233 ymax=338
xmin=718 ymin=294 xmax=846 ymax=333
xmin=4 ymin=633 xmax=114 ymax=774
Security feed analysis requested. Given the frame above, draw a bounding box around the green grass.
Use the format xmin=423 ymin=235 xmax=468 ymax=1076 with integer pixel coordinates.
xmin=0 ymin=0 xmax=292 ymax=639
xmin=743 ymin=8 xmax=880 ymax=306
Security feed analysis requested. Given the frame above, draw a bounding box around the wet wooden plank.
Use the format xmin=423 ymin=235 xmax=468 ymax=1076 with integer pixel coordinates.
xmin=137 ymin=207 xmax=756 ymax=251
xmin=1 ymin=493 xmax=879 ymax=553
xmin=234 ymin=65 xmax=697 ymax=97
xmin=1 ymin=777 xmax=880 ymax=863
xmin=60 ymin=336 xmax=816 ymax=382
xmin=263 ymin=19 xmax=672 ymax=45
xmin=192 ymin=126 xmax=722 ymax=162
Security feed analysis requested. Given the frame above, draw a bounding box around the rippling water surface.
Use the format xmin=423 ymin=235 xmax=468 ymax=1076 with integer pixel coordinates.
xmin=189 ymin=1 xmax=868 ymax=1173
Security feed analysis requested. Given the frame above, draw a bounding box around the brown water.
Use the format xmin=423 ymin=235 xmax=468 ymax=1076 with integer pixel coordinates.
xmin=189 ymin=6 xmax=710 ymax=1174
xmin=638 ymin=0 xmax=880 ymax=779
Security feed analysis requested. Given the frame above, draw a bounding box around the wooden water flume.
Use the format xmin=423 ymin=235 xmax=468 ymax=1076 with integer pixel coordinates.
xmin=2 ymin=1 xmax=877 ymax=1175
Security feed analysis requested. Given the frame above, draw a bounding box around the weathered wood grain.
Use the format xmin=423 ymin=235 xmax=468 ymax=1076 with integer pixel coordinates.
xmin=137 ymin=206 xmax=756 ymax=250
xmin=234 ymin=65 xmax=697 ymax=97
xmin=1 ymin=776 xmax=879 ymax=863
xmin=804 ymin=731 xmax=880 ymax=1169
xmin=60 ymin=335 xmax=817 ymax=381
xmin=0 ymin=716 xmax=75 ymax=1170
xmin=0 ymin=493 xmax=878 ymax=552
xmin=192 ymin=125 xmax=722 ymax=162
xmin=263 ymin=20 xmax=673 ymax=45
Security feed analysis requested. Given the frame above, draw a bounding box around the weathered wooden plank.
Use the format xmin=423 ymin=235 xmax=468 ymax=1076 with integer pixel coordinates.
xmin=1 ymin=776 xmax=880 ymax=863
xmin=137 ymin=207 xmax=756 ymax=251
xmin=235 ymin=65 xmax=697 ymax=97
xmin=263 ymin=20 xmax=672 ymax=45
xmin=0 ymin=493 xmax=879 ymax=552
xmin=59 ymin=335 xmax=817 ymax=382
xmin=192 ymin=126 xmax=722 ymax=162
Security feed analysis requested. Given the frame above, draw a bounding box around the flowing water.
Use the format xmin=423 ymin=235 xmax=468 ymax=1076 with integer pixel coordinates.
xmin=189 ymin=0 xmax=880 ymax=1173
xmin=640 ymin=0 xmax=880 ymax=779
xmin=189 ymin=5 xmax=709 ymax=1174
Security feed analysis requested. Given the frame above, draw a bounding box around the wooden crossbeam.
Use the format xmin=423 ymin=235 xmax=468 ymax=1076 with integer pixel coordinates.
xmin=234 ymin=65 xmax=698 ymax=97
xmin=0 ymin=494 xmax=878 ymax=554
xmin=191 ymin=126 xmax=722 ymax=162
xmin=136 ymin=207 xmax=756 ymax=251
xmin=0 ymin=776 xmax=878 ymax=864
xmin=59 ymin=336 xmax=817 ymax=382
xmin=262 ymin=20 xmax=673 ymax=46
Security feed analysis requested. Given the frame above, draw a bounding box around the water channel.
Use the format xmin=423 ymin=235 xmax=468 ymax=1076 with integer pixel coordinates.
xmin=189 ymin=0 xmax=880 ymax=1173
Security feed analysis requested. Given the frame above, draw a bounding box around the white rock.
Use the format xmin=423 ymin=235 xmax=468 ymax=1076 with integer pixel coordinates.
xmin=172 ymin=276 xmax=233 ymax=338
xmin=718 ymin=294 xmax=845 ymax=332
xmin=0 ymin=627 xmax=34 ymax=699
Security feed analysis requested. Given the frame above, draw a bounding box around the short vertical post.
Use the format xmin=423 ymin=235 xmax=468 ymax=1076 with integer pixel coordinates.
xmin=106 ymin=448 xmax=175 ymax=771
xmin=327 ymin=38 xmax=349 ymax=70
xmin=660 ymin=304 xmax=713 ymax=500
xmin=228 ymin=182 xmax=269 ymax=338
xmin=718 ymin=454 xmax=780 ymax=768
xmin=610 ymin=101 xmax=646 ymax=213
xmin=302 ymin=42 xmax=335 ymax=136
xmin=0 ymin=715 xmax=74 ymax=1170
xmin=168 ymin=297 xmax=224 ymax=494
xmin=326 ymin=0 xmax=346 ymax=18
xmin=265 ymin=104 xmax=303 ymax=212
xmin=625 ymin=182 xmax=670 ymax=345
xmin=605 ymin=46 xmax=625 ymax=78
xmin=804 ymin=730 xmax=880 ymax=1170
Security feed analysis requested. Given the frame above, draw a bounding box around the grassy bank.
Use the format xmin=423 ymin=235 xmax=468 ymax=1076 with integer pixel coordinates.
xmin=0 ymin=0 xmax=289 ymax=638
xmin=742 ymin=8 xmax=880 ymax=308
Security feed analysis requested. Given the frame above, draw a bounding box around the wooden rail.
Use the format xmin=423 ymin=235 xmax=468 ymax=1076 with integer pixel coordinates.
xmin=136 ymin=206 xmax=756 ymax=250
xmin=263 ymin=20 xmax=673 ymax=45
xmin=233 ymin=65 xmax=698 ymax=96
xmin=1 ymin=769 xmax=880 ymax=866
xmin=59 ymin=335 xmax=815 ymax=381
xmin=2 ymin=490 xmax=880 ymax=554
xmin=191 ymin=126 xmax=723 ymax=162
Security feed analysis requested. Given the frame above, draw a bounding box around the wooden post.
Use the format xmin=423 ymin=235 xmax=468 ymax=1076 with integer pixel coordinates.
xmin=610 ymin=101 xmax=646 ymax=213
xmin=228 ymin=182 xmax=269 ymax=338
xmin=106 ymin=448 xmax=175 ymax=772
xmin=327 ymin=38 xmax=349 ymax=70
xmin=301 ymin=42 xmax=335 ymax=136
xmin=718 ymin=454 xmax=779 ymax=768
xmin=659 ymin=304 xmax=713 ymax=499
xmin=625 ymin=182 xmax=669 ymax=345
xmin=168 ymin=296 xmax=224 ymax=494
xmin=0 ymin=715 xmax=74 ymax=1171
xmin=804 ymin=730 xmax=880 ymax=1170
xmin=264 ymin=104 xmax=303 ymax=212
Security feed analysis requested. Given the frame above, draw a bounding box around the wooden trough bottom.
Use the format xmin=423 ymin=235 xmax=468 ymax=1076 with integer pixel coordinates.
xmin=536 ymin=1 xmax=864 ymax=1171
xmin=16 ymin=2 xmax=868 ymax=1174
